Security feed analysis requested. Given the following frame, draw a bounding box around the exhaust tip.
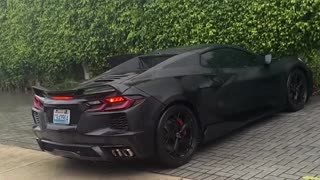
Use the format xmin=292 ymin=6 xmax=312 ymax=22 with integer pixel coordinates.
xmin=111 ymin=149 xmax=118 ymax=157
xmin=116 ymin=149 xmax=123 ymax=157
xmin=122 ymin=148 xmax=134 ymax=157
xmin=111 ymin=148 xmax=134 ymax=157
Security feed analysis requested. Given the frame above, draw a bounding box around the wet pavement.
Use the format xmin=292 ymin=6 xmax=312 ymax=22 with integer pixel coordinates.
xmin=0 ymin=93 xmax=37 ymax=149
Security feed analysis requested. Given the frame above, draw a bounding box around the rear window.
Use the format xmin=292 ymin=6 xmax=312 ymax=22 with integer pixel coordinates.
xmin=139 ymin=55 xmax=174 ymax=70
xmin=108 ymin=55 xmax=175 ymax=74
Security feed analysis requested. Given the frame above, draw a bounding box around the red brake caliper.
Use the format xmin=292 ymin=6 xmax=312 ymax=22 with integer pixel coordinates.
xmin=177 ymin=118 xmax=187 ymax=136
xmin=177 ymin=118 xmax=184 ymax=126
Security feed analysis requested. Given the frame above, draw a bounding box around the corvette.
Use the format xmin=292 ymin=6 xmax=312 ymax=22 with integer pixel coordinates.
xmin=32 ymin=45 xmax=313 ymax=167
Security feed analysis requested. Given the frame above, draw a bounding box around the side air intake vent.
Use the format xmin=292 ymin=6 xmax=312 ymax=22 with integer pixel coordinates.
xmin=32 ymin=111 xmax=40 ymax=124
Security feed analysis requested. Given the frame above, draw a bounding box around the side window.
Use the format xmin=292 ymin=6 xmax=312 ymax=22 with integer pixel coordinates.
xmin=200 ymin=48 xmax=261 ymax=68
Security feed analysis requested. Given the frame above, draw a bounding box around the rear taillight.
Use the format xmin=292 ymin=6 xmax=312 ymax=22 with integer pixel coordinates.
xmin=33 ymin=96 xmax=44 ymax=110
xmin=87 ymin=96 xmax=143 ymax=112
xmin=106 ymin=96 xmax=126 ymax=103
xmin=104 ymin=96 xmax=135 ymax=111
xmin=52 ymin=96 xmax=73 ymax=100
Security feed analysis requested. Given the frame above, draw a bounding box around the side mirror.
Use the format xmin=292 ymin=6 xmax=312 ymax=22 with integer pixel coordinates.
xmin=264 ymin=54 xmax=272 ymax=65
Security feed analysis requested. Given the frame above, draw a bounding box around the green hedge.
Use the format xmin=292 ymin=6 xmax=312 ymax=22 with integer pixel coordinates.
xmin=0 ymin=0 xmax=319 ymax=90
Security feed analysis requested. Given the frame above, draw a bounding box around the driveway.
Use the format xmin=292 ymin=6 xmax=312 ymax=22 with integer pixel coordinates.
xmin=1 ymin=92 xmax=320 ymax=180
xmin=0 ymin=144 xmax=183 ymax=180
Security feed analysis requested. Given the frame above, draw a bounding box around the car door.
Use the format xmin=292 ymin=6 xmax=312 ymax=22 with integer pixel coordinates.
xmin=199 ymin=48 xmax=278 ymax=124
xmin=235 ymin=53 xmax=282 ymax=114
xmin=198 ymin=48 xmax=245 ymax=124
xmin=216 ymin=49 xmax=275 ymax=116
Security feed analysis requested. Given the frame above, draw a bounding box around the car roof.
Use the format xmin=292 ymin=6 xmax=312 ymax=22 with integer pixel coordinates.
xmin=148 ymin=44 xmax=251 ymax=55
xmin=149 ymin=44 xmax=213 ymax=55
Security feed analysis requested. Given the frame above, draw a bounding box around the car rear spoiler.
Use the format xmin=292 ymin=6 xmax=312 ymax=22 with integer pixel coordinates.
xmin=32 ymin=86 xmax=84 ymax=97
xmin=32 ymin=84 xmax=117 ymax=97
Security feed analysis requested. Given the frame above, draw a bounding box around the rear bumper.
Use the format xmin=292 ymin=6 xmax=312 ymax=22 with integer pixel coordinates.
xmin=32 ymin=95 xmax=165 ymax=161
xmin=34 ymin=125 xmax=152 ymax=161
xmin=36 ymin=138 xmax=139 ymax=161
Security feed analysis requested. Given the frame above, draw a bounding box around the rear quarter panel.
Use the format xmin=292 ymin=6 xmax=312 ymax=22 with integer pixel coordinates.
xmin=133 ymin=74 xmax=215 ymax=130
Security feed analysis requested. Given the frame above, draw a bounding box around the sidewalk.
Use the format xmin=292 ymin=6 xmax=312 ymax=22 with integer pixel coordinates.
xmin=0 ymin=144 xmax=184 ymax=180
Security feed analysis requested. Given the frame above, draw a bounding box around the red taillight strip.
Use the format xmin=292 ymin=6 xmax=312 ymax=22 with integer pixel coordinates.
xmin=87 ymin=96 xmax=138 ymax=112
xmin=33 ymin=96 xmax=44 ymax=110
xmin=52 ymin=96 xmax=74 ymax=101
xmin=105 ymin=96 xmax=126 ymax=103
xmin=104 ymin=97 xmax=134 ymax=111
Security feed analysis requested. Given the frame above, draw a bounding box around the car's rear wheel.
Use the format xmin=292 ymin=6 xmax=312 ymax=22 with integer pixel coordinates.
xmin=156 ymin=105 xmax=199 ymax=167
xmin=287 ymin=69 xmax=308 ymax=112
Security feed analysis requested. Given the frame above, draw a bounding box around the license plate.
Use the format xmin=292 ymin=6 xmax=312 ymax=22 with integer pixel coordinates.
xmin=53 ymin=109 xmax=70 ymax=125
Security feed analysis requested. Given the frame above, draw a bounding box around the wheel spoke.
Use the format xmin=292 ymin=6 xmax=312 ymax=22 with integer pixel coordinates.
xmin=165 ymin=143 xmax=173 ymax=152
xmin=173 ymin=138 xmax=179 ymax=152
xmin=163 ymin=124 xmax=170 ymax=133
xmin=175 ymin=113 xmax=181 ymax=122
xmin=180 ymin=137 xmax=192 ymax=149
xmin=288 ymin=71 xmax=307 ymax=106
xmin=161 ymin=110 xmax=196 ymax=158
xmin=163 ymin=131 xmax=175 ymax=141
xmin=179 ymin=123 xmax=188 ymax=134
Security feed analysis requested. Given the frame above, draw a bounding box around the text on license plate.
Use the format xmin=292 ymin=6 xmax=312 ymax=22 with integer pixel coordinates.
xmin=53 ymin=109 xmax=70 ymax=125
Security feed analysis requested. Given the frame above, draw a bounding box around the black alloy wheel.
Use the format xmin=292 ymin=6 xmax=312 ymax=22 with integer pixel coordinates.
xmin=287 ymin=69 xmax=308 ymax=112
xmin=156 ymin=105 xmax=199 ymax=167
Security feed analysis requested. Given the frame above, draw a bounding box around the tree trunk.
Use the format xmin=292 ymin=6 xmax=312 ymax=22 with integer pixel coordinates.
xmin=82 ymin=63 xmax=90 ymax=80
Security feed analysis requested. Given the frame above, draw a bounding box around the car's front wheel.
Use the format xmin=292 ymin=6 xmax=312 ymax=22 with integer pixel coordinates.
xmin=156 ymin=105 xmax=199 ymax=167
xmin=287 ymin=69 xmax=308 ymax=112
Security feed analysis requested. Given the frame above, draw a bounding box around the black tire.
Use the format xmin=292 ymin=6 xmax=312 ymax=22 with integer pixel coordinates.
xmin=156 ymin=105 xmax=199 ymax=168
xmin=287 ymin=69 xmax=308 ymax=112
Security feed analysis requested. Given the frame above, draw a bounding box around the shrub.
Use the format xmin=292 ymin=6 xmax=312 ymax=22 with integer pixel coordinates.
xmin=0 ymin=0 xmax=319 ymax=90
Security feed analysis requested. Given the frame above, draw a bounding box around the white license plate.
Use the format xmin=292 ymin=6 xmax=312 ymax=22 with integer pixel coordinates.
xmin=53 ymin=109 xmax=70 ymax=125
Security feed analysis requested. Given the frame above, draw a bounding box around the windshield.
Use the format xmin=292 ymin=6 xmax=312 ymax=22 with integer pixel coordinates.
xmin=107 ymin=55 xmax=175 ymax=74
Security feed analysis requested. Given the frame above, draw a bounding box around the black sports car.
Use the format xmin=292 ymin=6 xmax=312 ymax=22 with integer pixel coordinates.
xmin=32 ymin=45 xmax=313 ymax=167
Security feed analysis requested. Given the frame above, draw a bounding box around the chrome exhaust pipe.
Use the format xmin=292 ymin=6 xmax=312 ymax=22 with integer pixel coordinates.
xmin=111 ymin=148 xmax=134 ymax=157
xmin=121 ymin=148 xmax=134 ymax=157
xmin=115 ymin=149 xmax=123 ymax=157
xmin=111 ymin=149 xmax=118 ymax=157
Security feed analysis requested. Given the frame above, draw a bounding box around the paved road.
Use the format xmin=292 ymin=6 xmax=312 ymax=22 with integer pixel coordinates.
xmin=1 ymin=93 xmax=320 ymax=180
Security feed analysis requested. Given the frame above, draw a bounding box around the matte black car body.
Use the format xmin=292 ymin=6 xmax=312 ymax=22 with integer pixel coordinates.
xmin=32 ymin=45 xmax=313 ymax=164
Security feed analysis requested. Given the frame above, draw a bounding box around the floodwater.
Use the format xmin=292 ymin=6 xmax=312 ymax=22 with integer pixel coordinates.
xmin=0 ymin=92 xmax=33 ymax=112
xmin=0 ymin=92 xmax=36 ymax=149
